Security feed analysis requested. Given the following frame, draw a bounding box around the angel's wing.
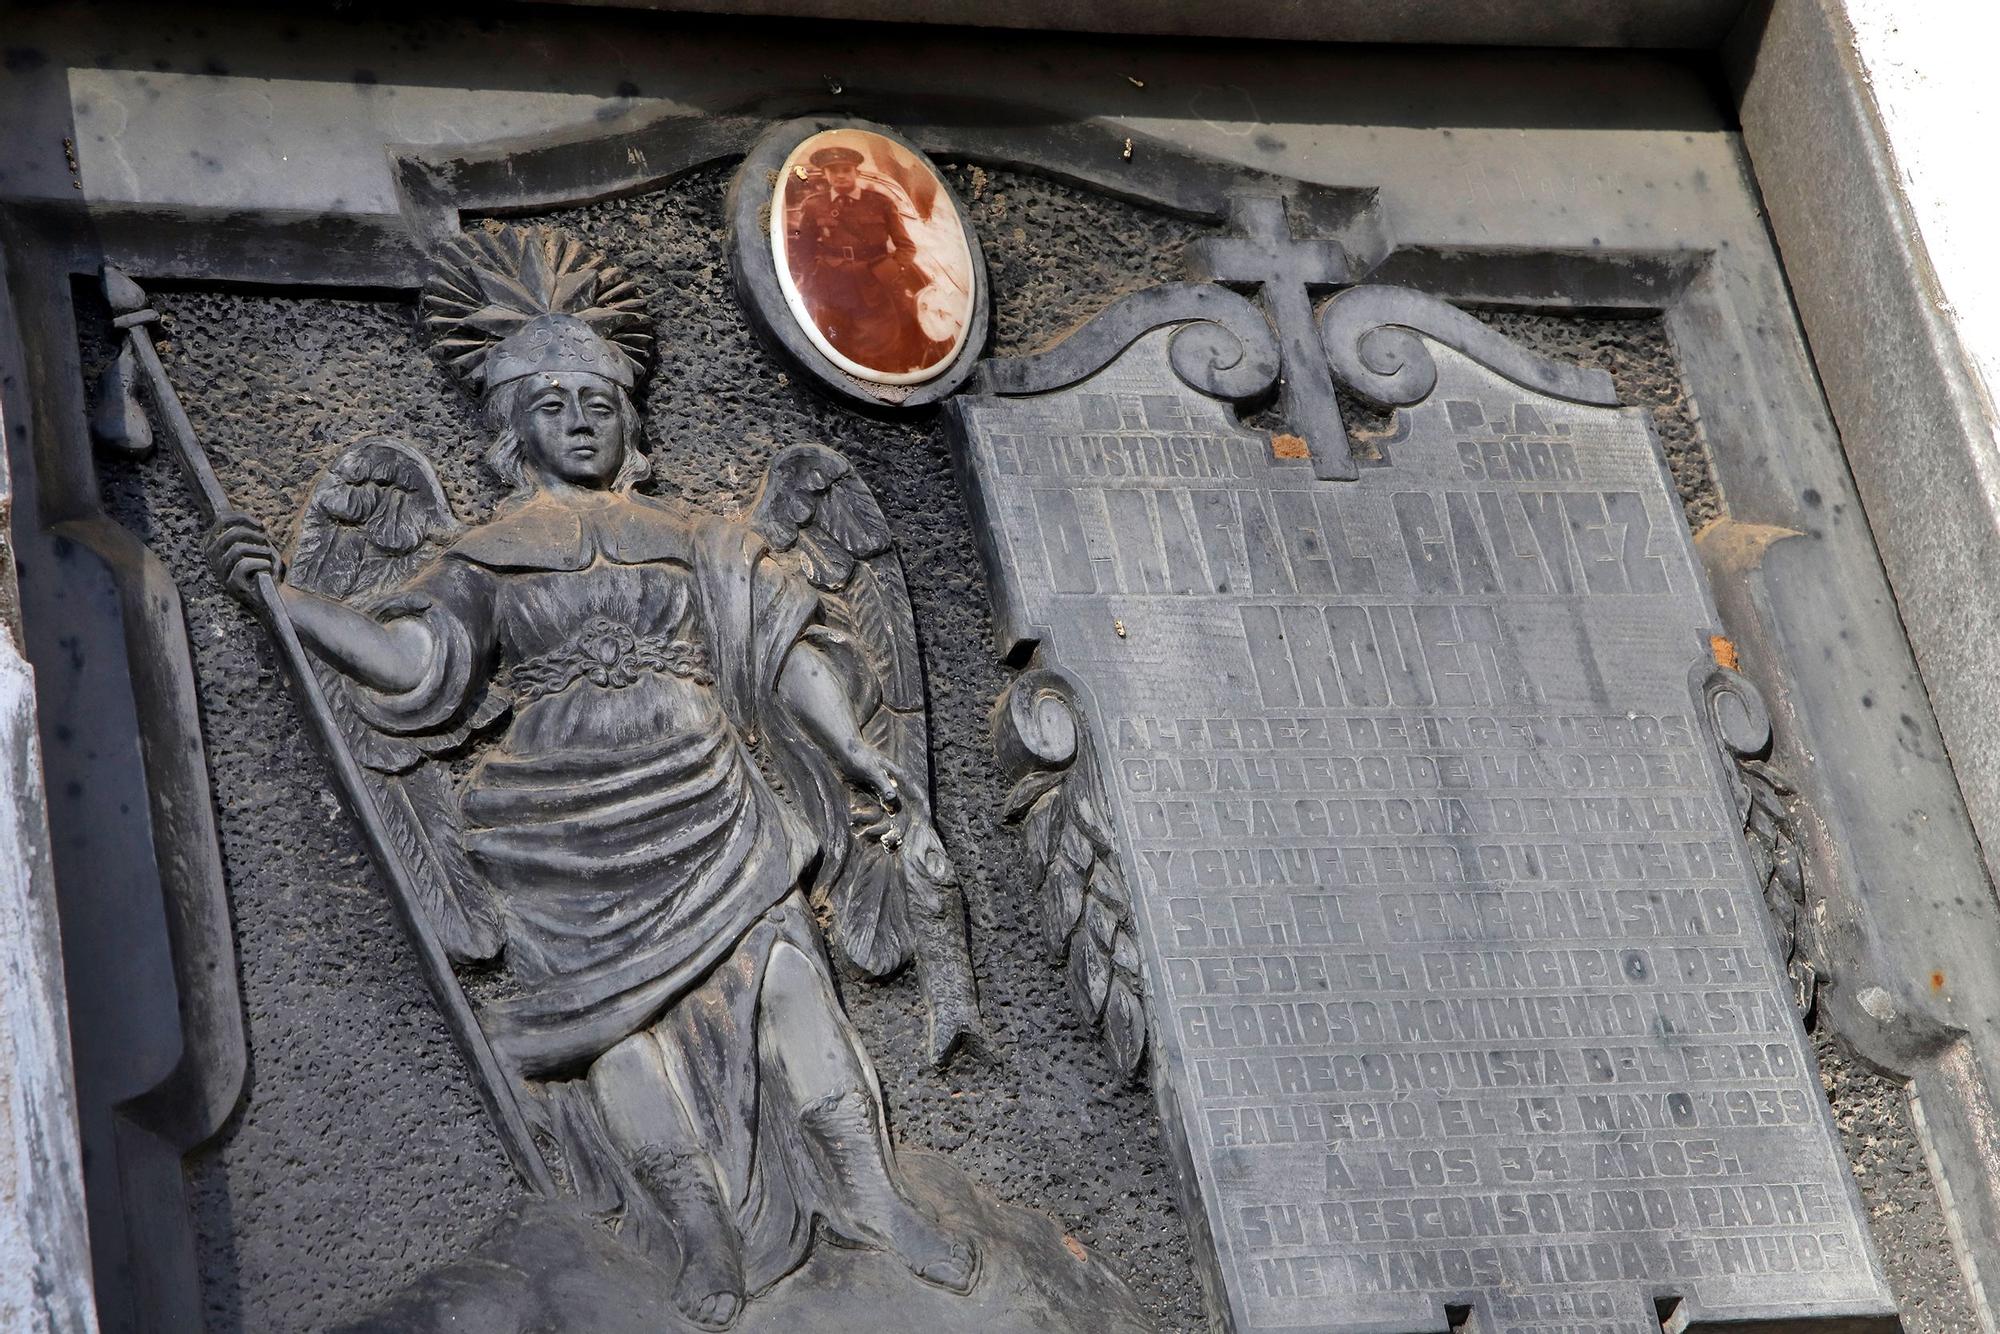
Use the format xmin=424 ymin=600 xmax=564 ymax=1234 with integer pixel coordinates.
xmin=286 ymin=437 xmax=504 ymax=965
xmin=750 ymin=444 xmax=978 ymax=1062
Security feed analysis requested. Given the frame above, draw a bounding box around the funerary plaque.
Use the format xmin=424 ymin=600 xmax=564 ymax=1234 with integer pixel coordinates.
xmin=952 ymin=286 xmax=1898 ymax=1333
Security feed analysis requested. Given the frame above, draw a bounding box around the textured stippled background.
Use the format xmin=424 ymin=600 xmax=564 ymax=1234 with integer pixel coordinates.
xmin=87 ymin=162 xmax=1969 ymax=1332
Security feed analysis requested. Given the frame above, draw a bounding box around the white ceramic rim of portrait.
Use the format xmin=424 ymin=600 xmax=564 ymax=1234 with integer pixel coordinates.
xmin=769 ymin=129 xmax=972 ymax=386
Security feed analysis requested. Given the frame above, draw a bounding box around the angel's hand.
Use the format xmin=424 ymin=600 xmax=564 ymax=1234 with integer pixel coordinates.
xmin=852 ymin=799 xmax=952 ymax=877
xmin=897 ymin=810 xmax=954 ymax=883
xmin=205 ymin=511 xmax=283 ymax=604
xmin=855 ymin=751 xmax=919 ymax=817
xmin=850 ymin=761 xmax=930 ymax=852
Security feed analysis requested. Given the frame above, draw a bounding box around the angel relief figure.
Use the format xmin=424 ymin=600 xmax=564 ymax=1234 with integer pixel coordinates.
xmin=203 ymin=225 xmax=992 ymax=1331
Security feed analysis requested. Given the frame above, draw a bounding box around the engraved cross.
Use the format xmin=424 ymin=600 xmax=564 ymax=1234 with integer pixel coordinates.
xmin=1189 ymin=192 xmax=1356 ymax=480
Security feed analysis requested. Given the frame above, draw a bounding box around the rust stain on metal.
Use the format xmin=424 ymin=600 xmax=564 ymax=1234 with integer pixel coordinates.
xmin=1710 ymin=634 xmax=1739 ymax=671
xmin=1272 ymin=433 xmax=1311 ymax=460
xmin=1693 ymin=517 xmax=1804 ymax=575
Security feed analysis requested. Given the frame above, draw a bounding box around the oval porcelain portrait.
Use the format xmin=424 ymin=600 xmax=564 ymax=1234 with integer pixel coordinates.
xmin=771 ymin=128 xmax=976 ymax=385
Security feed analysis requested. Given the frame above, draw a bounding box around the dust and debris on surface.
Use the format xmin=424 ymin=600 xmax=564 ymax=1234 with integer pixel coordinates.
xmin=77 ymin=150 xmax=1966 ymax=1333
xmin=1814 ymin=1030 xmax=1978 ymax=1333
xmin=1467 ymin=307 xmax=1720 ymax=532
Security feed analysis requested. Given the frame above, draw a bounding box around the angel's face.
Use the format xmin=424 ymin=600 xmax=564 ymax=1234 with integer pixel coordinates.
xmin=513 ymin=372 xmax=627 ymax=490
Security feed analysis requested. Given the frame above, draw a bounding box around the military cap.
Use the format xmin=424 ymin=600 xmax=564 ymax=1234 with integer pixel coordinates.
xmin=810 ymin=145 xmax=866 ymax=168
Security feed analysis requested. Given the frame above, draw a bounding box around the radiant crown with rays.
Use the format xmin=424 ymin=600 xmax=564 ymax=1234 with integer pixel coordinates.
xmin=420 ymin=223 xmax=654 ymax=397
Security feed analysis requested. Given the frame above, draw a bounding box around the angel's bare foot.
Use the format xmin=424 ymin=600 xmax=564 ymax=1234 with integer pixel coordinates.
xmin=632 ymin=1149 xmax=745 ymax=1330
xmin=672 ymin=1262 xmax=744 ymax=1333
xmin=885 ymin=1204 xmax=979 ymax=1294
xmin=667 ymin=1213 xmax=744 ymax=1332
xmin=800 ymin=1089 xmax=980 ymax=1295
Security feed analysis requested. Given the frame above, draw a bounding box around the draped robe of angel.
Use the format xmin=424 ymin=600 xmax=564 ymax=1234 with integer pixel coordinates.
xmin=357 ymin=487 xmax=970 ymax=1306
xmin=361 ymin=494 xmax=826 ymax=1072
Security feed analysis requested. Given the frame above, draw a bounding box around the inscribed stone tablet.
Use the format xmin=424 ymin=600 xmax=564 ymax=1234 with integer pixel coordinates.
xmin=951 ymin=316 xmax=1898 ymax=1334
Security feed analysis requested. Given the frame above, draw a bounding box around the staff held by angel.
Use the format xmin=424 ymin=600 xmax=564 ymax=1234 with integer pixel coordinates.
xmin=205 ymin=225 xmax=981 ymax=1331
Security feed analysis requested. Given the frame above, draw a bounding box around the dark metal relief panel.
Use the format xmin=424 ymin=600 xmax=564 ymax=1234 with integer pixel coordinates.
xmin=1 ymin=69 xmax=1972 ymax=1334
xmin=62 ymin=161 xmax=1218 ymax=1333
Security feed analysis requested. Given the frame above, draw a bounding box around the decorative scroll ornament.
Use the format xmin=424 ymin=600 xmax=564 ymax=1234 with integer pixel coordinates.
xmin=1692 ymin=657 xmax=1826 ymax=1021
xmin=1319 ymin=284 xmax=1619 ymax=409
xmin=1188 ymin=191 xmax=1356 ymax=478
xmin=968 ymin=282 xmax=1279 ymax=405
xmin=993 ymin=669 xmax=1146 ymax=1079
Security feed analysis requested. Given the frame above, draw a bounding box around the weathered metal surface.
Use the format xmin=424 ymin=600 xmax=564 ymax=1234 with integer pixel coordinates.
xmin=953 ymin=288 xmax=1899 ymax=1333
xmin=169 ymin=221 xmax=1048 ymax=1332
xmin=0 ymin=10 xmax=1990 ymax=1327
xmin=1734 ymin=8 xmax=2000 ymax=1316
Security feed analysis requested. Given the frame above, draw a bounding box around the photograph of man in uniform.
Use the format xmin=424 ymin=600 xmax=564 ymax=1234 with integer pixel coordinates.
xmin=781 ymin=139 xmax=968 ymax=379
